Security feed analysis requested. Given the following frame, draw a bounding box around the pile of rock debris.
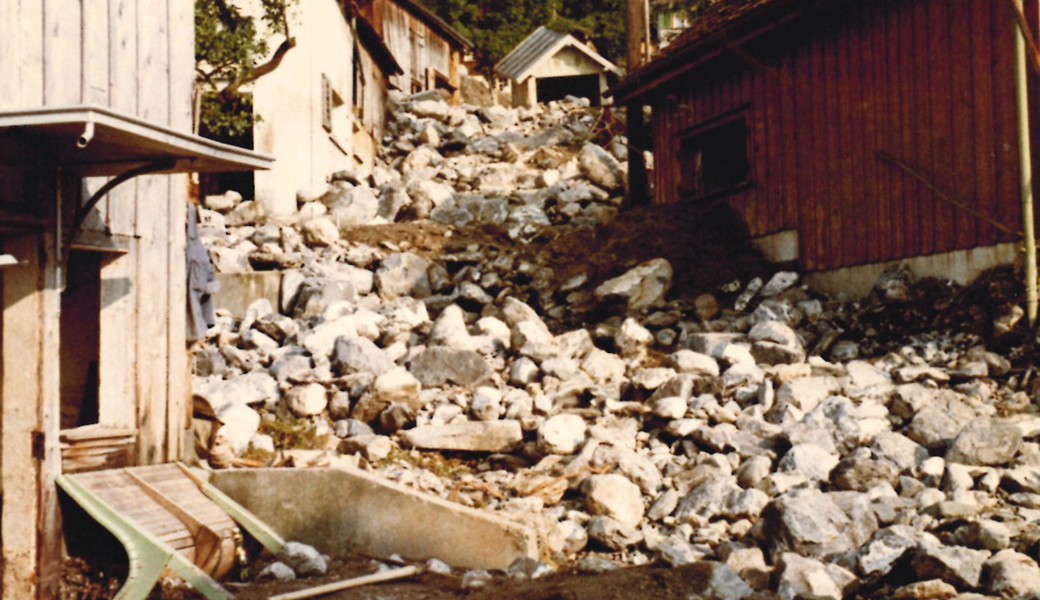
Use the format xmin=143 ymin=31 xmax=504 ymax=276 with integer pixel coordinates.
xmin=193 ymin=92 xmax=1040 ymax=599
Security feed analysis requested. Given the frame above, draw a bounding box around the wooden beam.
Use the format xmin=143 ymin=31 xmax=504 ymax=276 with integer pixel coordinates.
xmin=2 ymin=228 xmax=62 ymax=600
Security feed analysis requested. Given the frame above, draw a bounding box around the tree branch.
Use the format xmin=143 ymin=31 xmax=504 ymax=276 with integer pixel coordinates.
xmin=219 ymin=37 xmax=296 ymax=100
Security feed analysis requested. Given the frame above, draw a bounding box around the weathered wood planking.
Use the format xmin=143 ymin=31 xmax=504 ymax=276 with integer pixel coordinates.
xmin=135 ymin=0 xmax=173 ymax=465
xmin=2 ymin=234 xmax=47 ymax=599
xmin=43 ymin=0 xmax=82 ymax=105
xmin=166 ymin=0 xmax=193 ymax=458
xmin=0 ymin=0 xmax=45 ymax=109
xmin=642 ymin=0 xmax=1035 ymax=271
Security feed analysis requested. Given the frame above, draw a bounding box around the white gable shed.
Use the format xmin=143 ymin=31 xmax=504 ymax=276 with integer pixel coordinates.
xmin=495 ymin=26 xmax=621 ymax=108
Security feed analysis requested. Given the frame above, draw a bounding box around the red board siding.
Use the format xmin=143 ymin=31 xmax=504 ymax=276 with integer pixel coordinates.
xmin=649 ymin=0 xmax=1031 ymax=271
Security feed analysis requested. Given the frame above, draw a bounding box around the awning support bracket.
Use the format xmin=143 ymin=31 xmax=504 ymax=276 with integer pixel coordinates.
xmin=62 ymin=159 xmax=175 ymax=265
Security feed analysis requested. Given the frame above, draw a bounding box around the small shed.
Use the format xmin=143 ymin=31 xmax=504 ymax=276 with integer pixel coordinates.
xmin=614 ymin=0 xmax=1040 ymax=294
xmin=357 ymin=0 xmax=473 ymax=100
xmin=495 ymin=26 xmax=622 ymax=108
xmin=0 ymin=2 xmax=271 ymax=598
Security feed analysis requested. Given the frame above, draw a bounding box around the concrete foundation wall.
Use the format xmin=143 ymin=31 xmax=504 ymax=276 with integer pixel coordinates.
xmin=212 ymin=272 xmax=283 ymax=319
xmin=211 ymin=467 xmax=538 ymax=569
xmin=804 ymin=242 xmax=1020 ymax=298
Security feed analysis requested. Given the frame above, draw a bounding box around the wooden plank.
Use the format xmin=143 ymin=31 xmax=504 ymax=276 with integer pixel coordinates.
xmin=823 ymin=32 xmax=843 ymax=269
xmin=928 ymin=0 xmax=954 ymax=254
xmin=802 ymin=33 xmax=825 ymax=271
xmin=971 ymin=0 xmax=999 ymax=247
xmin=43 ymin=0 xmax=83 ymax=105
xmin=82 ymin=0 xmax=110 ymax=105
xmin=166 ymin=176 xmax=188 ymax=460
xmin=763 ymin=57 xmax=783 ymax=234
xmin=106 ymin=0 xmax=139 ymax=237
xmin=911 ymin=0 xmax=932 ymax=256
xmin=949 ymin=0 xmax=977 ymax=250
xmin=135 ymin=0 xmax=172 ymax=465
xmin=894 ymin=0 xmax=914 ymax=257
xmin=840 ymin=15 xmax=864 ymax=266
xmin=862 ymin=5 xmax=883 ymax=261
xmin=778 ymin=55 xmax=798 ymax=232
xmin=876 ymin=0 xmax=899 ymax=261
xmin=2 ymin=234 xmax=45 ymax=599
xmin=0 ymin=0 xmax=45 ymax=109
xmin=992 ymin=0 xmax=1020 ymax=241
xmin=99 ymin=252 xmax=136 ymax=429
xmin=751 ymin=64 xmax=769 ymax=236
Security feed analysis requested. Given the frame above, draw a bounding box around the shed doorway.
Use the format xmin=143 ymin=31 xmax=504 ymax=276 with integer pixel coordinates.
xmin=60 ymin=250 xmax=102 ymax=429
xmin=536 ymin=74 xmax=601 ymax=106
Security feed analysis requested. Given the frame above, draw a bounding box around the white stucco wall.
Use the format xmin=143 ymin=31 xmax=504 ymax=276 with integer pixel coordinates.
xmin=529 ymin=46 xmax=609 ymax=79
xmin=252 ymin=0 xmax=357 ymax=215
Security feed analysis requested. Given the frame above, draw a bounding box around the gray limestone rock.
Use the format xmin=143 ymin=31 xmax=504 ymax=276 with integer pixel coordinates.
xmin=401 ymin=420 xmax=523 ymax=452
xmin=910 ymin=544 xmax=990 ymax=589
xmin=984 ymin=549 xmax=1040 ymax=598
xmin=408 ymin=347 xmax=492 ymax=388
xmin=585 ymin=516 xmax=643 ymax=550
xmin=257 ymin=561 xmax=296 ymax=582
xmin=907 ymin=395 xmax=983 ymax=451
xmin=593 ymin=258 xmax=673 ymax=310
xmin=584 ymin=474 xmax=645 ymax=529
xmin=332 ymin=336 xmax=395 ymax=376
xmin=375 ymin=253 xmax=432 ymax=300
xmin=538 ymin=414 xmax=587 ymax=455
xmin=578 ymin=143 xmax=624 ymax=191
xmin=285 ymin=383 xmax=328 ymax=417
xmin=776 ymin=553 xmax=850 ymax=600
xmin=762 ymin=490 xmax=856 ymax=561
xmin=278 ymin=541 xmax=328 ymax=577
xmin=945 ymin=419 xmax=1022 ymax=466
xmin=778 ymin=443 xmax=839 ymax=482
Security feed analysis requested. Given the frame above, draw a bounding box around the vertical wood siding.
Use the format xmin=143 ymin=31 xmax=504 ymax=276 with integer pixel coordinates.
xmin=0 ymin=0 xmax=192 ymax=464
xmin=376 ymin=0 xmax=458 ymax=92
xmin=650 ymin=0 xmax=1029 ymax=271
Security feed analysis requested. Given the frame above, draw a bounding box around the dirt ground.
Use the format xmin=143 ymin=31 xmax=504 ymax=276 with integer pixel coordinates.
xmin=216 ymin=557 xmax=735 ymax=600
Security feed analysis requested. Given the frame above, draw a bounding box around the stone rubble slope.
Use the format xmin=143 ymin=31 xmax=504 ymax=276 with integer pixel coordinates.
xmin=194 ymin=91 xmax=1040 ymax=599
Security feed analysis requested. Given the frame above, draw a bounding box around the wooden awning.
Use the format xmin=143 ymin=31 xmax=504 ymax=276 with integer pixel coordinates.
xmin=0 ymin=105 xmax=274 ymax=177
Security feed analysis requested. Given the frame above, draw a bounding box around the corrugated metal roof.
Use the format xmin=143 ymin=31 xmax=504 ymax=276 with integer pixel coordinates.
xmin=495 ymin=26 xmax=621 ymax=83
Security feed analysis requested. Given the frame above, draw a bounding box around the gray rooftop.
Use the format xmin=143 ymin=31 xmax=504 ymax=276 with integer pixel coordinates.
xmin=495 ymin=26 xmax=621 ymax=83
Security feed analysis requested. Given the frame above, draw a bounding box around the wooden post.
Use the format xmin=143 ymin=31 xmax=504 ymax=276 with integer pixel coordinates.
xmin=626 ymin=0 xmax=649 ymax=207
xmin=2 ymin=229 xmax=63 ymax=600
xmin=1016 ymin=4 xmax=1038 ymax=325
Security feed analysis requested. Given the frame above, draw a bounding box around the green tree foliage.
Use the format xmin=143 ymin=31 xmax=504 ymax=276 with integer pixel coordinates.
xmin=423 ymin=0 xmax=626 ymax=75
xmin=195 ymin=0 xmax=297 ymax=137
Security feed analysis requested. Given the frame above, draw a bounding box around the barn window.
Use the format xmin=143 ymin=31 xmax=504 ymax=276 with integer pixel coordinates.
xmin=678 ymin=110 xmax=750 ymax=200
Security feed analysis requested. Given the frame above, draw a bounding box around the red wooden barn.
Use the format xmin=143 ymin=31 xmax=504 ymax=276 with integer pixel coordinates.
xmin=614 ymin=0 xmax=1040 ymax=293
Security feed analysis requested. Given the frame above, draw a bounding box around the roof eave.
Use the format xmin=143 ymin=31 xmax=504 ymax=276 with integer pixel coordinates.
xmin=0 ymin=105 xmax=275 ymax=177
xmin=613 ymin=0 xmax=824 ymax=104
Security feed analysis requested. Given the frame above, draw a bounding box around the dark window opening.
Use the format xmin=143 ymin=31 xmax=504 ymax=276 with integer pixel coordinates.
xmin=433 ymin=71 xmax=455 ymax=94
xmin=198 ymin=94 xmax=255 ymax=201
xmin=61 ymin=250 xmax=102 ymax=430
xmin=535 ymin=74 xmax=601 ymax=107
xmin=679 ymin=113 xmax=750 ymax=200
xmin=352 ymin=44 xmax=364 ymax=119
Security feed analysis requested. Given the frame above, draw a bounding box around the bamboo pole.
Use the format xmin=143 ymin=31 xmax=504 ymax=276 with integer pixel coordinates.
xmin=1014 ymin=4 xmax=1037 ymax=326
xmin=267 ymin=565 xmax=421 ymax=600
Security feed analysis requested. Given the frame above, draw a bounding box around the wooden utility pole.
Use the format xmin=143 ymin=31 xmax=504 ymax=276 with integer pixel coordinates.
xmin=626 ymin=0 xmax=649 ymax=207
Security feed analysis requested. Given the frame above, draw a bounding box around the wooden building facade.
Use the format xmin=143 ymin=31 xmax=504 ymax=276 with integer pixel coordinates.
xmin=0 ymin=2 xmax=270 ymax=597
xmin=357 ymin=0 xmax=473 ymax=100
xmin=615 ymin=0 xmax=1040 ymax=281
